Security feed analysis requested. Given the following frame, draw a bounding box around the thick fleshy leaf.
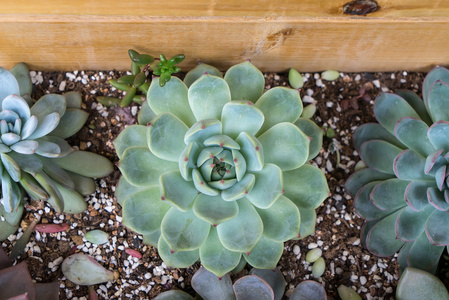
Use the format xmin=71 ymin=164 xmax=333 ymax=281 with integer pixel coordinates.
xmin=354 ymin=182 xmax=390 ymax=221
xmin=425 ymin=209 xmax=449 ymax=245
xmin=395 ymin=90 xmax=432 ymax=125
xmin=424 ymin=149 xmax=445 ymax=175
xmin=259 ymin=123 xmax=310 ymax=171
xmin=290 ymin=281 xmax=327 ymax=300
xmin=8 ymin=152 xmax=42 ymax=176
xmin=27 ymin=112 xmax=60 ymax=140
xmin=283 ymin=164 xmax=329 ymax=210
xmin=154 ymin=290 xmax=195 ymax=300
xmin=427 ymin=80 xmax=449 ymax=122
xmin=353 ymin=123 xmax=405 ymax=152
xmin=192 ymin=168 xmax=219 ymax=196
xmin=224 ymin=61 xmax=265 ymax=103
xmin=199 ymin=228 xmax=241 ymax=277
xmin=161 ymin=208 xmax=210 ymax=251
xmin=142 ymin=230 xmax=161 ymax=247
xmin=217 ymin=199 xmax=263 ymax=252
xmin=222 ymin=101 xmax=264 ymax=139
xmin=0 ymin=67 xmax=20 ymax=104
xmin=407 ymin=231 xmax=445 ymax=273
xmin=147 ymin=113 xmax=189 ymax=162
xmin=10 ymin=140 xmax=38 ymax=154
xmin=294 ymin=118 xmax=324 ymax=160
xmin=396 ymin=267 xmax=449 ymax=300
xmin=179 ymin=142 xmax=200 ymax=181
xmin=246 ymin=164 xmax=283 ymax=209
xmin=396 ymin=205 xmax=433 ymax=242
xmin=1 ymin=153 xmax=20 ymax=182
xmin=243 ymin=235 xmax=283 ymax=269
xmin=188 ymin=75 xmax=231 ymax=121
xmin=51 ymin=108 xmax=88 ymax=139
xmin=193 ymin=194 xmax=239 ymax=225
xmin=1 ymin=132 xmax=20 ymax=146
xmin=41 ymin=157 xmax=75 ymax=189
xmin=394 ymin=149 xmax=431 ymax=180
xmin=55 ymin=182 xmax=88 ymax=214
xmin=427 ymin=187 xmax=449 ymax=211
xmin=184 ymin=119 xmax=222 ymax=145
xmin=345 ymin=167 xmax=394 ymax=197
xmin=405 ymin=180 xmax=434 ymax=211
xmin=370 ymin=178 xmax=409 ymax=211
xmin=233 ymin=275 xmax=274 ymax=300
xmin=158 ymin=235 xmax=200 ymax=267
xmin=373 ymin=93 xmax=420 ymax=134
xmin=34 ymin=172 xmax=64 ymax=213
xmin=0 ymin=217 xmax=19 ymax=241
xmin=114 ymin=125 xmax=147 ymax=159
xmin=35 ymin=282 xmax=60 ymax=300
xmin=85 ymin=230 xmax=109 ymax=245
xmin=191 ymin=267 xmax=234 ymax=300
xmin=0 ymin=199 xmax=23 ymax=226
xmin=2 ymin=94 xmax=30 ymax=121
xmin=184 ymin=63 xmax=223 ymax=87
xmin=147 ymin=77 xmax=196 ymax=127
xmin=256 ymin=87 xmax=302 ymax=134
xmin=35 ymin=139 xmax=61 ymax=157
xmin=0 ymin=262 xmax=35 ymax=300
xmin=160 ymin=170 xmax=198 ymax=211
xmin=61 ymin=254 xmax=118 ymax=285
xmin=256 ymin=196 xmax=300 ymax=241
xmin=138 ymin=101 xmax=157 ymax=125
xmin=115 ymin=175 xmax=146 ymax=205
xmin=236 ymin=132 xmax=264 ymax=171
xmin=366 ymin=209 xmax=406 ymax=256
xmin=30 ymin=94 xmax=66 ymax=123
xmin=427 ymin=121 xmax=449 ymax=152
xmin=10 ymin=63 xmax=32 ymax=96
xmin=122 ymin=187 xmax=171 ymax=235
xmin=20 ymin=115 xmax=37 ymax=140
xmin=37 ymin=136 xmax=73 ymax=157
xmin=54 ymin=150 xmax=114 ymax=178
xmin=221 ymin=174 xmax=255 ymax=201
xmin=298 ymin=208 xmax=316 ymax=238
xmin=204 ymin=134 xmax=240 ymax=150
xmin=64 ymin=91 xmax=82 ymax=108
xmin=423 ymin=66 xmax=449 ymax=105
xmin=359 ymin=140 xmax=402 ymax=174
xmin=250 ymin=268 xmax=287 ymax=300
xmin=394 ymin=117 xmax=434 ymax=156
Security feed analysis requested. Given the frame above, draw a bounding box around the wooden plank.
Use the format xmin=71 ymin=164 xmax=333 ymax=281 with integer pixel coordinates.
xmin=1 ymin=1 xmax=449 ymax=72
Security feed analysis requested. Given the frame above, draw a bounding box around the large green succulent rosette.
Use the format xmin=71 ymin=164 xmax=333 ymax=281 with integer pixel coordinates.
xmin=346 ymin=66 xmax=449 ymax=274
xmin=115 ymin=62 xmax=329 ymax=277
xmin=0 ymin=63 xmax=114 ymax=240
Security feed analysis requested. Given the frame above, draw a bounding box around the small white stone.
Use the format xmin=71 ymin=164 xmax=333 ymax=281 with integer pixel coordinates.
xmin=293 ymin=245 xmax=300 ymax=255
xmin=360 ymin=276 xmax=367 ymax=285
xmin=59 ymin=81 xmax=66 ymax=91
xmin=372 ymin=80 xmax=381 ymax=88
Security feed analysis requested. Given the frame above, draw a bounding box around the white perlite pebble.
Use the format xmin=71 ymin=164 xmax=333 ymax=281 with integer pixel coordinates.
xmin=59 ymin=81 xmax=66 ymax=91
xmin=293 ymin=245 xmax=300 ymax=255
xmin=372 ymin=80 xmax=381 ymax=88
xmin=360 ymin=276 xmax=367 ymax=285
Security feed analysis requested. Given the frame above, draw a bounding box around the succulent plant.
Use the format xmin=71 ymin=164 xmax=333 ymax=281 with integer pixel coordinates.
xmin=154 ymin=266 xmax=327 ymax=300
xmin=396 ymin=267 xmax=449 ymax=300
xmin=0 ymin=245 xmax=59 ymax=300
xmin=0 ymin=63 xmax=114 ymax=241
xmin=114 ymin=61 xmax=329 ymax=277
xmin=346 ymin=66 xmax=449 ymax=274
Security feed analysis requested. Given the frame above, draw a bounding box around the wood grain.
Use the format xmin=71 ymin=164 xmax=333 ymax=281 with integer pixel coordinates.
xmin=1 ymin=0 xmax=449 ymax=72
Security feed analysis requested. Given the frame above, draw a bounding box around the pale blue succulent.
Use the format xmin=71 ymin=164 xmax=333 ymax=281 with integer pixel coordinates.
xmin=0 ymin=63 xmax=114 ymax=240
xmin=114 ymin=62 xmax=329 ymax=277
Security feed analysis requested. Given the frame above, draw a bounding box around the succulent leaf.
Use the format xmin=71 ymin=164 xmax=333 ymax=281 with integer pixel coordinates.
xmin=427 ymin=80 xmax=449 ymax=122
xmin=359 ymin=140 xmax=402 ymax=174
xmin=396 ymin=267 xmax=449 ymax=300
xmin=249 ymin=268 xmax=286 ymax=300
xmin=113 ymin=124 xmax=147 ymax=159
xmin=396 ymin=205 xmax=433 ymax=242
xmin=354 ymin=182 xmax=391 ymax=221
xmin=246 ymin=163 xmax=283 ymax=209
xmin=425 ymin=208 xmax=449 ymax=245
xmin=243 ymin=235 xmax=284 ymax=269
xmin=30 ymin=94 xmax=66 ymax=123
xmin=345 ymin=167 xmax=394 ymax=197
xmin=394 ymin=149 xmax=430 ymax=180
xmin=50 ymin=108 xmax=89 ymax=139
xmin=406 ymin=231 xmax=444 ymax=273
xmin=154 ymin=290 xmax=195 ymax=300
xmin=290 ymin=281 xmax=327 ymax=300
xmin=55 ymin=182 xmax=88 ymax=214
xmin=394 ymin=117 xmax=434 ymax=156
xmin=353 ymin=123 xmax=405 ymax=152
xmin=193 ymin=194 xmax=239 ymax=225
xmin=370 ymin=179 xmax=409 ymax=211
xmin=157 ymin=235 xmax=200 ymax=268
xmin=221 ymin=101 xmax=264 ymax=139
xmin=0 ymin=67 xmax=20 ymax=104
xmin=395 ymin=90 xmax=432 ymax=125
xmin=294 ymin=118 xmax=324 ymax=160
xmin=233 ymin=275 xmax=274 ymax=300
xmin=138 ymin=101 xmax=157 ymax=126
xmin=191 ymin=267 xmax=234 ymax=300
xmin=224 ymin=61 xmax=265 ymax=103
xmin=62 ymin=254 xmax=118 ymax=285
xmin=298 ymin=208 xmax=317 ymax=238
xmin=184 ymin=63 xmax=223 ymax=87
xmin=160 ymin=170 xmax=198 ymax=211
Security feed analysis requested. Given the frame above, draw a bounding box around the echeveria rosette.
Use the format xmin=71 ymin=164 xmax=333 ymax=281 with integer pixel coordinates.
xmin=115 ymin=62 xmax=329 ymax=277
xmin=346 ymin=66 xmax=449 ymax=274
xmin=0 ymin=63 xmax=114 ymax=240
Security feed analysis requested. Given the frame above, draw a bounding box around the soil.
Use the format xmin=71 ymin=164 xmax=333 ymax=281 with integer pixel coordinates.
xmin=1 ymin=67 xmax=447 ymax=299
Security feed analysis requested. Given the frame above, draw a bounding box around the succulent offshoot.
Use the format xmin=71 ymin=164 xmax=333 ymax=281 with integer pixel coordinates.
xmin=62 ymin=253 xmax=119 ymax=285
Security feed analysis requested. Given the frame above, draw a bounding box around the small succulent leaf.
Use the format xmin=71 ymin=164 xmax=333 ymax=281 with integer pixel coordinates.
xmin=427 ymin=121 xmax=449 ymax=152
xmin=370 ymin=179 xmax=409 ymax=211
xmin=138 ymin=101 xmax=157 ymax=125
xmin=10 ymin=63 xmax=31 ymax=96
xmin=54 ymin=150 xmax=114 ymax=178
xmin=10 ymin=140 xmax=38 ymax=154
xmin=122 ymin=187 xmax=170 ymax=234
xmin=0 ymin=67 xmax=20 ymax=104
xmin=21 ymin=115 xmax=38 ymax=140
xmin=407 ymin=231 xmax=445 ymax=273
xmin=290 ymin=281 xmax=327 ymax=300
xmin=142 ymin=230 xmax=161 ymax=247
xmin=160 ymin=170 xmax=198 ymax=211
xmin=217 ymin=198 xmax=263 ymax=252
xmin=158 ymin=235 xmax=200 ymax=268
xmin=0 ymin=261 xmax=36 ymax=299
xmin=246 ymin=163 xmax=283 ymax=209
xmin=394 ymin=117 xmax=435 ymax=156
xmin=184 ymin=63 xmax=223 ymax=87
xmin=34 ymin=172 xmax=64 ymax=213
xmin=425 ymin=209 xmax=449 ymax=245
xmin=0 ymin=217 xmax=19 ymax=241
xmin=8 ymin=152 xmax=42 ymax=176
xmin=0 ymin=109 xmax=20 ymax=124
xmin=394 ymin=149 xmax=432 ymax=180
xmin=204 ymin=134 xmax=240 ymax=150
xmin=199 ymin=227 xmax=242 ymax=277
xmin=353 ymin=123 xmax=405 ymax=151
xmin=405 ymin=180 xmax=435 ymax=211
xmin=1 ymin=132 xmax=20 ymax=146
xmin=193 ymin=194 xmax=239 ymax=225
xmin=30 ymin=94 xmax=66 ymax=122
xmin=64 ymin=91 xmax=82 ymax=108
xmin=427 ymin=187 xmax=449 ymax=211
xmin=147 ymin=77 xmax=196 ymax=127
xmin=294 ymin=118 xmax=324 ymax=160
xmin=41 ymin=157 xmax=75 ymax=189
xmin=0 ymin=198 xmax=23 ymax=226
xmin=360 ymin=221 xmax=376 ymax=249
xmin=366 ymin=208 xmax=406 ymax=256
xmin=435 ymin=165 xmax=446 ymax=190
xmin=161 ymin=208 xmax=210 ymax=251
xmin=427 ymin=80 xmax=449 ymax=122
xmin=191 ymin=267 xmax=235 ymax=300
xmin=256 ymin=195 xmax=300 ymax=242
xmin=395 ymin=90 xmax=432 ymax=125
xmin=423 ymin=66 xmax=449 ymax=104
xmin=115 ymin=175 xmax=146 ymax=206
xmin=192 ymin=168 xmax=219 ymax=196
xmin=188 ymin=75 xmax=231 ymax=121
xmin=35 ymin=139 xmax=61 ymax=157
xmin=62 ymin=254 xmax=118 ymax=285
xmin=231 ymin=149 xmax=246 ymax=181
xmin=1 ymin=153 xmax=20 ymax=182
xmin=147 ymin=113 xmax=189 ymax=162
xmin=221 ymin=173 xmax=256 ymax=201
xmin=224 ymin=61 xmax=265 ymax=103
xmin=154 ymin=290 xmax=196 ymax=300
xmin=209 ymin=179 xmax=237 ymax=190
xmin=113 ymin=124 xmax=147 ymax=159
xmin=424 ymin=149 xmax=446 ymax=175
xmin=0 ymin=144 xmax=10 ymax=153
xmin=359 ymin=140 xmax=402 ymax=174
xmin=38 ymin=136 xmax=74 ymax=157
xmin=233 ymin=275 xmax=274 ymax=300
xmin=283 ymin=164 xmax=329 ymax=210
xmin=50 ymin=108 xmax=88 ymax=139
xmin=298 ymin=207 xmax=317 ymax=238
xmin=235 ymin=132 xmax=264 ymax=171
xmin=337 ymin=285 xmax=362 ymax=300
xmin=258 ymin=123 xmax=310 ymax=171
xmin=396 ymin=267 xmax=449 ymax=300
xmin=373 ymin=93 xmax=420 ymax=134
xmin=2 ymin=94 xmax=31 ymax=121
xmin=85 ymin=230 xmax=109 ymax=245
xmin=255 ymin=87 xmax=302 ymax=134
xmin=179 ymin=142 xmax=201 ymax=181
xmin=55 ymin=182 xmax=88 ymax=214
xmin=345 ymin=167 xmax=394 ymax=198
xmin=288 ymin=68 xmax=304 ymax=89
xmin=355 ymin=182 xmax=391 ymax=221
xmin=222 ymin=101 xmax=264 ymax=139
xmin=27 ymin=112 xmax=60 ymax=140
xmin=184 ymin=119 xmax=223 ymax=145
xmin=243 ymin=235 xmax=284 ymax=269
xmin=396 ymin=205 xmax=433 ymax=242
xmin=249 ymin=268 xmax=287 ymax=300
